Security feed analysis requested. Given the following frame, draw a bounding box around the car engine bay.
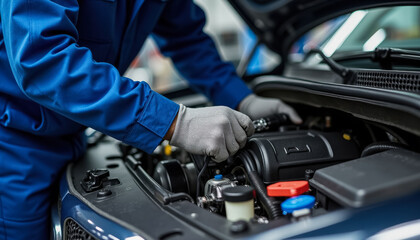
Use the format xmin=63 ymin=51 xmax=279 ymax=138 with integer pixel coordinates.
xmin=56 ymin=2 xmax=420 ymax=238
xmin=145 ymin=107 xmax=420 ymax=223
xmin=65 ymin=76 xmax=420 ymax=239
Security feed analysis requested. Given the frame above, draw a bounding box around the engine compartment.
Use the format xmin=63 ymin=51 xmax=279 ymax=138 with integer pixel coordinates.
xmin=132 ymin=108 xmax=420 ymax=227
xmin=66 ymin=96 xmax=420 ymax=239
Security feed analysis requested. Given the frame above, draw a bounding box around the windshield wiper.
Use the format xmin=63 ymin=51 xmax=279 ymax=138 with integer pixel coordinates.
xmin=307 ymin=48 xmax=420 ymax=84
xmin=330 ymin=48 xmax=420 ymax=70
xmin=308 ymin=48 xmax=354 ymax=84
xmin=372 ymin=48 xmax=420 ymax=69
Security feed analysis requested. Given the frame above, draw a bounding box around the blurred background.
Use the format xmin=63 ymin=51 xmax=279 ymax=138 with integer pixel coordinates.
xmin=123 ymin=0 xmax=280 ymax=93
xmin=124 ymin=1 xmax=420 ymax=94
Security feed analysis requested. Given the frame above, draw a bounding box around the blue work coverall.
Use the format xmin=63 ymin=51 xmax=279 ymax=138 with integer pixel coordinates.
xmin=0 ymin=0 xmax=252 ymax=238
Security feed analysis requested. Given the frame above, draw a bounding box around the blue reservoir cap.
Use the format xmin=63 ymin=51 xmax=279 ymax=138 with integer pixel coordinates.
xmin=214 ymin=174 xmax=223 ymax=180
xmin=281 ymin=195 xmax=315 ymax=214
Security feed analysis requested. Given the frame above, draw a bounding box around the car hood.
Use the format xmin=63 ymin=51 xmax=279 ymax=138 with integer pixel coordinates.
xmin=227 ymin=0 xmax=420 ymax=59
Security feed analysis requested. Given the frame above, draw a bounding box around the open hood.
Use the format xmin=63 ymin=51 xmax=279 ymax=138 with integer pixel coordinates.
xmin=227 ymin=0 xmax=420 ymax=59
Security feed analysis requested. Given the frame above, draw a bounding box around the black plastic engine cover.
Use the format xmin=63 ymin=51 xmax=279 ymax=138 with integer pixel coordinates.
xmin=310 ymin=149 xmax=420 ymax=208
xmin=245 ymin=130 xmax=360 ymax=183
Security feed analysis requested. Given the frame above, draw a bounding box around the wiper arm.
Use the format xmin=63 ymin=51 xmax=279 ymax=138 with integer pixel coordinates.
xmin=308 ymin=48 xmax=354 ymax=83
xmin=306 ymin=48 xmax=420 ymax=84
xmin=323 ymin=48 xmax=420 ymax=70
xmin=373 ymin=48 xmax=420 ymax=69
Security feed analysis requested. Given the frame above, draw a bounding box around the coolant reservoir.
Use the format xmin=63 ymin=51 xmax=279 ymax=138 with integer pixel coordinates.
xmin=223 ymin=186 xmax=254 ymax=222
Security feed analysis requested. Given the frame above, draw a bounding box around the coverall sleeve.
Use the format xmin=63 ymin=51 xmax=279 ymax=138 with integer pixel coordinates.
xmin=151 ymin=0 xmax=252 ymax=109
xmin=0 ymin=0 xmax=179 ymax=153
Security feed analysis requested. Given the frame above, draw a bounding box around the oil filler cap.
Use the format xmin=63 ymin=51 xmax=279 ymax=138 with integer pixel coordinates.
xmin=267 ymin=181 xmax=309 ymax=197
xmin=281 ymin=195 xmax=315 ymax=214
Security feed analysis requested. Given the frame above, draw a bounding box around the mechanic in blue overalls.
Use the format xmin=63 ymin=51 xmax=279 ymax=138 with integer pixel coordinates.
xmin=0 ymin=1 xmax=301 ymax=239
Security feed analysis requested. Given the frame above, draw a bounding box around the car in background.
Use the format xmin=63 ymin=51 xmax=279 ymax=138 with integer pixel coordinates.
xmin=53 ymin=1 xmax=420 ymax=239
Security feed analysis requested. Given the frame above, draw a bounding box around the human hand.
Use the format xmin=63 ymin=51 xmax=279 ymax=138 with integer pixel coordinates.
xmin=238 ymin=94 xmax=302 ymax=124
xmin=169 ymin=105 xmax=254 ymax=162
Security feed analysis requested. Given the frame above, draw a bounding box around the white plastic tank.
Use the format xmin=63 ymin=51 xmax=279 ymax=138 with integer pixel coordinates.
xmin=223 ymin=186 xmax=254 ymax=222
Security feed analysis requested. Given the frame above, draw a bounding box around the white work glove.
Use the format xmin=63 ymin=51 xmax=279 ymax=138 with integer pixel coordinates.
xmin=170 ymin=104 xmax=254 ymax=162
xmin=239 ymin=94 xmax=302 ymax=124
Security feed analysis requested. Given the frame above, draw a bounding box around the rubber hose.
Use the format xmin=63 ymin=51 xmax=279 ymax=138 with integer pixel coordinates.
xmin=236 ymin=150 xmax=282 ymax=219
xmin=248 ymin=170 xmax=282 ymax=220
xmin=196 ymin=156 xmax=210 ymax=200
xmin=361 ymin=142 xmax=405 ymax=157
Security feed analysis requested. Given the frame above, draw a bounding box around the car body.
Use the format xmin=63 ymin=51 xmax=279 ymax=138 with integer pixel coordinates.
xmin=53 ymin=1 xmax=420 ymax=239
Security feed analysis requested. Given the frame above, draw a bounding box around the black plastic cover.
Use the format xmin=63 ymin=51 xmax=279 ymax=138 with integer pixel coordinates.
xmin=223 ymin=186 xmax=254 ymax=202
xmin=310 ymin=149 xmax=420 ymax=208
xmin=246 ymin=130 xmax=360 ymax=183
xmin=153 ymin=160 xmax=190 ymax=194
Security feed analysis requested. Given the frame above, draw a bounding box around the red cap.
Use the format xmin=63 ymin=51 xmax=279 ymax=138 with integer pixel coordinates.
xmin=267 ymin=181 xmax=309 ymax=197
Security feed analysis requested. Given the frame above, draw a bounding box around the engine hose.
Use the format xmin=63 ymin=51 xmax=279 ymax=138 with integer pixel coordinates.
xmin=361 ymin=142 xmax=405 ymax=157
xmin=237 ymin=150 xmax=257 ymax=172
xmin=248 ymin=170 xmax=282 ymax=220
xmin=237 ymin=150 xmax=282 ymax=220
xmin=196 ymin=156 xmax=210 ymax=201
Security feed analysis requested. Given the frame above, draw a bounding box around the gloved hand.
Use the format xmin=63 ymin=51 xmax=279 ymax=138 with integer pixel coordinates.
xmin=238 ymin=94 xmax=302 ymax=124
xmin=169 ymin=104 xmax=254 ymax=162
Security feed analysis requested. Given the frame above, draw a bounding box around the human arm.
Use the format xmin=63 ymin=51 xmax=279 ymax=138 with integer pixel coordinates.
xmin=151 ymin=1 xmax=301 ymax=123
xmin=0 ymin=0 xmax=178 ymax=153
xmin=151 ymin=0 xmax=252 ymax=109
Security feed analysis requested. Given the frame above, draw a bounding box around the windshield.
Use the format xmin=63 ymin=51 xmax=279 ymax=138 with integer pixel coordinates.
xmin=290 ymin=6 xmax=420 ymax=59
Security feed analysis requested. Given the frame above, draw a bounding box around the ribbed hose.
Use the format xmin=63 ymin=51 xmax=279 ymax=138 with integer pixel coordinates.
xmin=361 ymin=142 xmax=405 ymax=157
xmin=248 ymin=170 xmax=282 ymax=219
xmin=238 ymin=151 xmax=282 ymax=220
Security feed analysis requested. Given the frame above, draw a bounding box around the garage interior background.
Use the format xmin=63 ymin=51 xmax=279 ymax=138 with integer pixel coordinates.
xmin=123 ymin=0 xmax=283 ymax=94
